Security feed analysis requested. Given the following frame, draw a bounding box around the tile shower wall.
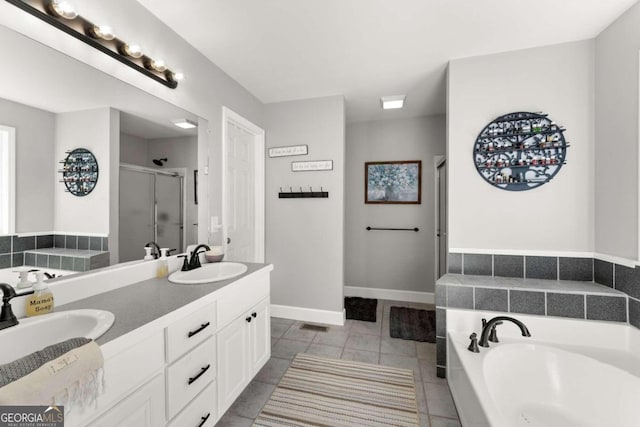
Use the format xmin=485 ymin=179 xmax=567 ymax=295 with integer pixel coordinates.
xmin=0 ymin=233 xmax=108 ymax=271
xmin=437 ymin=251 xmax=638 ymax=378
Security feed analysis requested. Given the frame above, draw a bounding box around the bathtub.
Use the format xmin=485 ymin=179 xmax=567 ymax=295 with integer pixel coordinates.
xmin=446 ymin=309 xmax=640 ymax=427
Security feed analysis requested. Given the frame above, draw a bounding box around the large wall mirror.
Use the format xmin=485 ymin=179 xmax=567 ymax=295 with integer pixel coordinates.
xmin=0 ymin=22 xmax=204 ymax=276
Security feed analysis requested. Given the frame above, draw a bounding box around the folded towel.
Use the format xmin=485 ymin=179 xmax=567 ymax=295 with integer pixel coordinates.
xmin=0 ymin=337 xmax=104 ymax=414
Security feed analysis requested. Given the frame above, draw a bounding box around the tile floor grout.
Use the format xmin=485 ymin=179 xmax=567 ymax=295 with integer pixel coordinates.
xmin=218 ymin=299 xmax=461 ymax=427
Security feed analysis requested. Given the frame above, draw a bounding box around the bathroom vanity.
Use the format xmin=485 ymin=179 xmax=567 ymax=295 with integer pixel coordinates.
xmin=37 ymin=259 xmax=273 ymax=427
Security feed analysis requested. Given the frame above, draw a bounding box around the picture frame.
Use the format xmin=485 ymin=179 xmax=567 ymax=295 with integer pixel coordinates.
xmin=365 ymin=160 xmax=422 ymax=204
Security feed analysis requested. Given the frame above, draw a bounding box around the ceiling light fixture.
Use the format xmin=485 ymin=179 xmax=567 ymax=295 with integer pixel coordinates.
xmin=172 ymin=119 xmax=197 ymax=129
xmin=47 ymin=0 xmax=77 ymax=19
xmin=5 ymin=0 xmax=181 ymax=89
xmin=381 ymin=95 xmax=406 ymax=110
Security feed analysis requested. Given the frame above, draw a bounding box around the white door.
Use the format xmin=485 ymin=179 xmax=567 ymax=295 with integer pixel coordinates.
xmin=225 ymin=121 xmax=255 ymax=261
xmin=223 ymin=107 xmax=265 ymax=263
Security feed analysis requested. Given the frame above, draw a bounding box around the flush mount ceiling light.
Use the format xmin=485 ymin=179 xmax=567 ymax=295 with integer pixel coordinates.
xmin=47 ymin=0 xmax=77 ymax=19
xmin=381 ymin=95 xmax=406 ymax=110
xmin=5 ymin=0 xmax=182 ymax=89
xmin=172 ymin=119 xmax=197 ymax=129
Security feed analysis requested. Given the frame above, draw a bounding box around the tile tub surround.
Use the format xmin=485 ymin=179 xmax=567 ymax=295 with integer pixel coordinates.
xmin=0 ymin=233 xmax=108 ymax=269
xmin=25 ymin=248 xmax=109 ymax=272
xmin=435 ymin=274 xmax=628 ymax=378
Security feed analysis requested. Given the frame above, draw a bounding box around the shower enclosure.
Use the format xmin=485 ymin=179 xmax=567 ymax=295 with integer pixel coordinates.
xmin=119 ymin=164 xmax=184 ymax=262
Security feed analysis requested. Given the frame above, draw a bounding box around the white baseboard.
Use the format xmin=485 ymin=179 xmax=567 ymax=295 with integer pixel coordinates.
xmin=344 ymin=286 xmax=434 ymax=304
xmin=270 ymin=304 xmax=345 ymax=326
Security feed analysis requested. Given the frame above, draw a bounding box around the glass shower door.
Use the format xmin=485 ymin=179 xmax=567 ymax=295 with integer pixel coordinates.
xmin=119 ymin=168 xmax=155 ymax=262
xmin=155 ymin=173 xmax=183 ymax=252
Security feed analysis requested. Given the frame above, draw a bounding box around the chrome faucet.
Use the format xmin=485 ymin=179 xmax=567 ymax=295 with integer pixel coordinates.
xmin=145 ymin=242 xmax=161 ymax=259
xmin=188 ymin=244 xmax=211 ymax=270
xmin=478 ymin=316 xmax=531 ymax=347
xmin=0 ymin=283 xmax=34 ymax=331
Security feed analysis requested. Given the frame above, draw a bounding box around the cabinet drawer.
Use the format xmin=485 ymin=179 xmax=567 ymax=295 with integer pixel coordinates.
xmin=166 ymin=336 xmax=216 ymax=419
xmin=167 ymin=380 xmax=216 ymax=427
xmin=166 ymin=303 xmax=216 ymax=362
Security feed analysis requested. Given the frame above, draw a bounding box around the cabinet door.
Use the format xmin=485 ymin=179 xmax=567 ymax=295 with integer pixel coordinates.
xmin=89 ymin=373 xmax=165 ymax=427
xmin=249 ymin=298 xmax=270 ymax=376
xmin=217 ymin=314 xmax=250 ymax=416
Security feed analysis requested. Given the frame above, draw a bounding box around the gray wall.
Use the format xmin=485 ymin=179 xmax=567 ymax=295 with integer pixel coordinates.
xmin=594 ymin=2 xmax=640 ymax=260
xmin=0 ymin=97 xmax=55 ymax=233
xmin=447 ymin=40 xmax=595 ymax=253
xmin=120 ymin=133 xmax=149 ymax=166
xmin=264 ymin=96 xmax=345 ymax=313
xmin=345 ymin=115 xmax=446 ymax=293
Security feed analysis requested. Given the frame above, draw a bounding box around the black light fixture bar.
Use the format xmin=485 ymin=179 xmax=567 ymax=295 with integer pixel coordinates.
xmin=5 ymin=0 xmax=179 ymax=89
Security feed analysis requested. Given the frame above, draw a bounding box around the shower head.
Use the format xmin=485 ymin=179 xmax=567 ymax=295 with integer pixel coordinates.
xmin=153 ymin=158 xmax=167 ymax=166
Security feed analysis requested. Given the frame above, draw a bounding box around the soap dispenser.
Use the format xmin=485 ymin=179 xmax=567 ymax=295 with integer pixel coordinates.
xmin=25 ymin=271 xmax=54 ymax=317
xmin=156 ymin=248 xmax=170 ymax=279
xmin=143 ymin=246 xmax=154 ymax=261
xmin=15 ymin=269 xmax=32 ymax=289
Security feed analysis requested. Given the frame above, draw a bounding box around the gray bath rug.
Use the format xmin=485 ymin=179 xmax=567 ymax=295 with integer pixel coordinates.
xmin=345 ymin=297 xmax=378 ymax=322
xmin=389 ymin=306 xmax=436 ymax=342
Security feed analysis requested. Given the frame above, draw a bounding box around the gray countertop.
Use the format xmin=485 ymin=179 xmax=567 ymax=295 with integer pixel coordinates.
xmin=57 ymin=263 xmax=269 ymax=345
xmin=437 ymin=273 xmax=625 ymax=296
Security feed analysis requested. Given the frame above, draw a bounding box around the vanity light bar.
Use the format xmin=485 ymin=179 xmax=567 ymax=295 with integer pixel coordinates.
xmin=5 ymin=0 xmax=182 ymax=89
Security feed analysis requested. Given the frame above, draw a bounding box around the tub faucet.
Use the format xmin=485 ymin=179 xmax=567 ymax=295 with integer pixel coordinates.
xmin=145 ymin=242 xmax=161 ymax=259
xmin=479 ymin=316 xmax=531 ymax=347
xmin=0 ymin=283 xmax=34 ymax=331
xmin=188 ymin=244 xmax=211 ymax=270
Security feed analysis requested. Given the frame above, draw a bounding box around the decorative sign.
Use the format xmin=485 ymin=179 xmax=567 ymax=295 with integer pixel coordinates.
xmin=291 ymin=160 xmax=333 ymax=172
xmin=59 ymin=148 xmax=99 ymax=197
xmin=268 ymin=145 xmax=308 ymax=158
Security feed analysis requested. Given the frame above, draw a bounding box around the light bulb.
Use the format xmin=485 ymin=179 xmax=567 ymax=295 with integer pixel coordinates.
xmin=173 ymin=71 xmax=184 ymax=81
xmin=48 ymin=0 xmax=78 ymax=19
xmin=89 ymin=25 xmax=115 ymax=41
xmin=150 ymin=59 xmax=167 ymax=72
xmin=122 ymin=43 xmax=143 ymax=59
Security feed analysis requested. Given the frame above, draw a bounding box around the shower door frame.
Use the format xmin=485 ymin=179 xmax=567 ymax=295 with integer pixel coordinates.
xmin=120 ymin=163 xmax=187 ymax=257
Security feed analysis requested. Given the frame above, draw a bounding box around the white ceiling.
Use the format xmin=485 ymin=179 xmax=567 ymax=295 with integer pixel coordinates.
xmin=137 ymin=0 xmax=638 ymax=123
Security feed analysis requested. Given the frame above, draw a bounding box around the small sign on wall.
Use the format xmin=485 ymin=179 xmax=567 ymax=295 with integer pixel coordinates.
xmin=292 ymin=160 xmax=333 ymax=172
xmin=268 ymin=145 xmax=308 ymax=158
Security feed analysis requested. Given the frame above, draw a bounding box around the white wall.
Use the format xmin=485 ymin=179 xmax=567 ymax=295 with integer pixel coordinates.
xmin=0 ymin=97 xmax=54 ymax=233
xmin=54 ymin=108 xmax=118 ymax=238
xmin=264 ymin=96 xmax=345 ymax=315
xmin=447 ymin=40 xmax=595 ymax=253
xmin=595 ymin=2 xmax=640 ymax=261
xmin=345 ymin=115 xmax=445 ymax=293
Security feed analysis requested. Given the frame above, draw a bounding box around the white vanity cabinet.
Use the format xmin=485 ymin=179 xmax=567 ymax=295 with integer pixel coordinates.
xmin=217 ymin=296 xmax=270 ymax=416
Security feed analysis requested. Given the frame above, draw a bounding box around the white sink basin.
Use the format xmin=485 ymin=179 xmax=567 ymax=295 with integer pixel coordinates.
xmin=0 ymin=309 xmax=115 ymax=364
xmin=168 ymin=262 xmax=248 ymax=284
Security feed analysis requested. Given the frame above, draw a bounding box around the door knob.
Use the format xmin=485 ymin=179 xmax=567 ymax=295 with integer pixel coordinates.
xmin=227 ymin=237 xmax=231 ymax=244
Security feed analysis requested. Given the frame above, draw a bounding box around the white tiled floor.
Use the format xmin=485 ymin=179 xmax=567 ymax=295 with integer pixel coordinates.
xmin=217 ymin=299 xmax=461 ymax=427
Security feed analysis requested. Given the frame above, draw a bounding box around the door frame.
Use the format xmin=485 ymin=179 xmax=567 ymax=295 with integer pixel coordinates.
xmin=119 ymin=163 xmax=187 ymax=254
xmin=221 ymin=107 xmax=265 ymax=263
xmin=434 ymin=156 xmax=447 ymax=283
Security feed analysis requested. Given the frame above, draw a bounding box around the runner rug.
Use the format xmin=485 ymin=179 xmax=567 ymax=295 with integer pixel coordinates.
xmin=253 ymin=353 xmax=419 ymax=427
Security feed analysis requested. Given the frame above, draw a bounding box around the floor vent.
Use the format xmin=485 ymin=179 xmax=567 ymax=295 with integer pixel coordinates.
xmin=300 ymin=323 xmax=329 ymax=332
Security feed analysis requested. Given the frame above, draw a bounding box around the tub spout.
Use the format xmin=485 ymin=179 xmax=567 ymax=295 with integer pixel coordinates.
xmin=479 ymin=316 xmax=530 ymax=347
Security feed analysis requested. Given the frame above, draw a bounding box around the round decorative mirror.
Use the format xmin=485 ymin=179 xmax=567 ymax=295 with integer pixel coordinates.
xmin=59 ymin=148 xmax=99 ymax=196
xmin=473 ymin=112 xmax=568 ymax=191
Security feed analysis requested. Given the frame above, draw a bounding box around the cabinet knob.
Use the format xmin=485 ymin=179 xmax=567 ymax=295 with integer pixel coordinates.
xmin=251 ymin=312 xmax=257 ymax=318
xmin=246 ymin=316 xmax=252 ymax=323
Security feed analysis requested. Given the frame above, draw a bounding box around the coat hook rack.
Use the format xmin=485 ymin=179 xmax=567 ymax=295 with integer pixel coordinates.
xmin=279 ymin=186 xmax=329 ymax=199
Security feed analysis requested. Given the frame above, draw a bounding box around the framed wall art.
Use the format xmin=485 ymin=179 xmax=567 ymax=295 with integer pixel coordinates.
xmin=365 ymin=160 xmax=421 ymax=204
